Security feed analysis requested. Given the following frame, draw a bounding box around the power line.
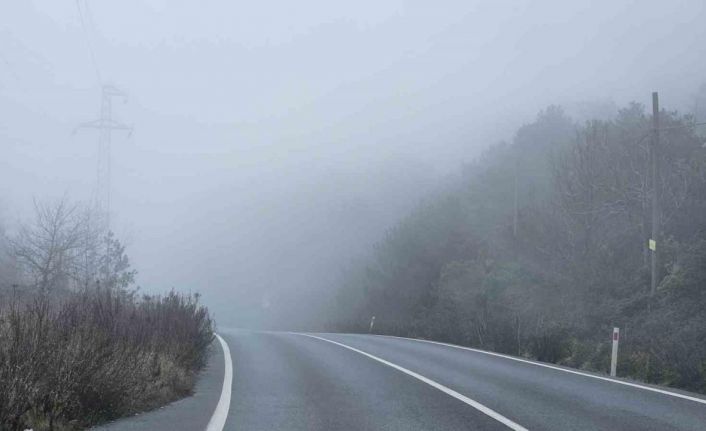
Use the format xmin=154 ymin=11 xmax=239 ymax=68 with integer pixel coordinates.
xmin=82 ymin=0 xmax=97 ymax=29
xmin=658 ymin=121 xmax=706 ymax=131
xmin=0 ymin=52 xmax=22 ymax=87
xmin=0 ymin=53 xmax=15 ymax=76
xmin=75 ymin=0 xmax=102 ymax=84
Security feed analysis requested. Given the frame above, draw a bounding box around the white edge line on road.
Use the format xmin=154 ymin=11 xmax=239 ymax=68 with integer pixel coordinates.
xmin=300 ymin=334 xmax=528 ymax=431
xmin=378 ymin=334 xmax=706 ymax=406
xmin=206 ymin=333 xmax=233 ymax=431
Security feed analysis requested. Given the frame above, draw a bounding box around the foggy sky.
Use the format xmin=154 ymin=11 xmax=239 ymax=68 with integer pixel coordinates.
xmin=2 ymin=0 xmax=705 ymax=327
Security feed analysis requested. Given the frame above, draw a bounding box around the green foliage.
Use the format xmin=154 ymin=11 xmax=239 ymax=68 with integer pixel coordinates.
xmin=98 ymin=231 xmax=137 ymax=292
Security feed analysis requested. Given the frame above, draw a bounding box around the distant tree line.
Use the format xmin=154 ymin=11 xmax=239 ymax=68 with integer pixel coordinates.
xmin=0 ymin=198 xmax=214 ymax=430
xmin=331 ymin=97 xmax=706 ymax=394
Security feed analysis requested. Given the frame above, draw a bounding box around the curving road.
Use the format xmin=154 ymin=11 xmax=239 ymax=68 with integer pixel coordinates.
xmin=98 ymin=330 xmax=706 ymax=430
xmin=222 ymin=330 xmax=706 ymax=430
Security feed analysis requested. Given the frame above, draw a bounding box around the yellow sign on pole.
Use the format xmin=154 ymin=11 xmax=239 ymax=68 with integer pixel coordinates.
xmin=648 ymin=239 xmax=656 ymax=251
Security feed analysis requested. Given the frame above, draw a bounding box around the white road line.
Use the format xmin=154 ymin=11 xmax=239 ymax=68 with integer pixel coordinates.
xmin=378 ymin=334 xmax=706 ymax=406
xmin=300 ymin=334 xmax=528 ymax=431
xmin=206 ymin=333 xmax=233 ymax=431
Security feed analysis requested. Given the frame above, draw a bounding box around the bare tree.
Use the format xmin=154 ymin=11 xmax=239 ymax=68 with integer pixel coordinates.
xmin=9 ymin=198 xmax=92 ymax=295
xmin=0 ymin=220 xmax=19 ymax=297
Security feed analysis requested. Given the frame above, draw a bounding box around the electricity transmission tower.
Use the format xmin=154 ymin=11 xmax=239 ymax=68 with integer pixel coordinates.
xmin=74 ymin=84 xmax=132 ymax=231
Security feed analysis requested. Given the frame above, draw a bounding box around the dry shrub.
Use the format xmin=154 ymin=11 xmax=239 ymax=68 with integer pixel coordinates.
xmin=0 ymin=287 xmax=214 ymax=430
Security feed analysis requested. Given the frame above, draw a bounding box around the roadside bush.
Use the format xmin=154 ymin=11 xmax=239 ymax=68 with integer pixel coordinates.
xmin=0 ymin=287 xmax=214 ymax=431
xmin=527 ymin=325 xmax=572 ymax=363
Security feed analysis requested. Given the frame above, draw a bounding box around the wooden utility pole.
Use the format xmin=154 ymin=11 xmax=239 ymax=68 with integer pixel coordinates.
xmin=650 ymin=92 xmax=660 ymax=296
xmin=513 ymin=155 xmax=519 ymax=240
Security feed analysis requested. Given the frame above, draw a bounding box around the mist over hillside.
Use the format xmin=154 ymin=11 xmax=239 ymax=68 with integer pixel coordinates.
xmin=2 ymin=1 xmax=705 ymax=329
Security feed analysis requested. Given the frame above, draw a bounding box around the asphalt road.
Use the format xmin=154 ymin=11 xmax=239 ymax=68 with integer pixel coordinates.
xmin=221 ymin=330 xmax=706 ymax=430
xmin=99 ymin=330 xmax=706 ymax=430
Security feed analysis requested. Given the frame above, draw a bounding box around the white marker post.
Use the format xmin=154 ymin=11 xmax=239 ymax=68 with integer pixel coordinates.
xmin=610 ymin=327 xmax=619 ymax=377
xmin=369 ymin=316 xmax=376 ymax=333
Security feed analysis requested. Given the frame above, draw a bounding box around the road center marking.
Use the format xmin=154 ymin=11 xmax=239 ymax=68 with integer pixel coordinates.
xmin=300 ymin=334 xmax=528 ymax=431
xmin=381 ymin=335 xmax=706 ymax=406
xmin=206 ymin=333 xmax=233 ymax=431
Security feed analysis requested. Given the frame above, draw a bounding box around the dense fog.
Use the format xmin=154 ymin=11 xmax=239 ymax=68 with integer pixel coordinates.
xmin=2 ymin=0 xmax=705 ymax=328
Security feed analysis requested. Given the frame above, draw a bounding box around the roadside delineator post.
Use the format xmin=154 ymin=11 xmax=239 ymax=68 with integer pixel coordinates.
xmin=610 ymin=327 xmax=620 ymax=377
xmin=369 ymin=316 xmax=376 ymax=333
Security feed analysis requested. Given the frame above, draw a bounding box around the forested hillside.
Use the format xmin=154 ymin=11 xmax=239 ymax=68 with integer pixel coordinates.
xmin=332 ymin=99 xmax=706 ymax=393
